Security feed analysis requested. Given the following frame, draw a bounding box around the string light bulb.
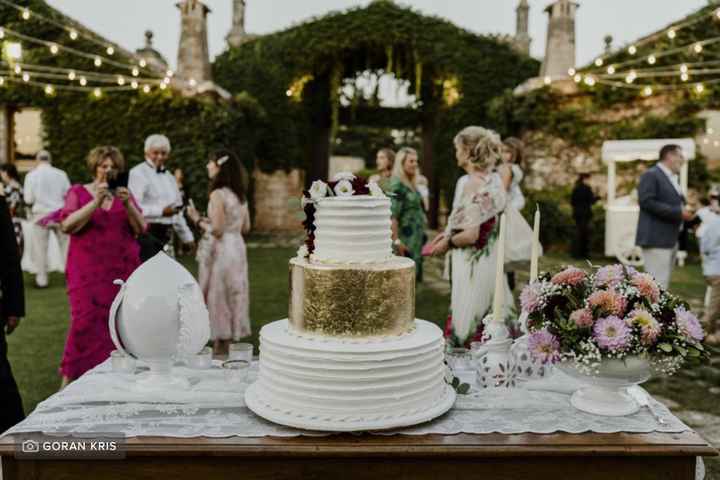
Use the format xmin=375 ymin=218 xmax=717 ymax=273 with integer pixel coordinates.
xmin=583 ymin=75 xmax=596 ymax=87
xmin=131 ymin=80 xmax=138 ymax=89
xmin=117 ymin=75 xmax=125 ymax=86
xmin=21 ymin=8 xmax=30 ymax=20
xmin=13 ymin=65 xmax=21 ymax=75
xmin=681 ymin=72 xmax=690 ymax=82
xmin=79 ymin=76 xmax=87 ymax=86
xmin=709 ymin=128 xmax=715 ymax=135
xmin=680 ymin=64 xmax=689 ymax=74
xmin=139 ymin=59 xmax=147 ymax=68
xmin=642 ymin=86 xmax=653 ymax=97
xmin=166 ymin=70 xmax=174 ymax=77
xmin=573 ymin=73 xmax=582 ymax=83
xmin=159 ymin=82 xmax=167 ymax=90
xmin=106 ymin=46 xmax=115 ymax=56
xmin=0 ymin=77 xmax=4 ymax=86
xmin=568 ymin=68 xmax=576 ymax=76
xmin=142 ymin=84 xmax=151 ymax=93
xmin=189 ymin=78 xmax=197 ymax=87
xmin=694 ymin=43 xmax=704 ymax=54
xmin=544 ymin=76 xmax=552 ymax=85
xmin=22 ymin=72 xmax=30 ymax=82
xmin=594 ymin=58 xmax=604 ymax=67
xmin=628 ymin=45 xmax=637 ymax=55
xmin=68 ymin=70 xmax=76 ymax=80
xmin=94 ymin=56 xmax=102 ymax=67
xmin=69 ymin=29 xmax=78 ymax=40
xmin=6 ymin=42 xmax=22 ymax=61
xmin=647 ymin=54 xmax=656 ymax=65
xmin=93 ymin=88 xmax=102 ymax=98
xmin=0 ymin=28 xmax=6 ymax=39
xmin=49 ymin=43 xmax=59 ymax=55
xmin=667 ymin=29 xmax=676 ymax=40
xmin=607 ymin=65 xmax=616 ymax=75
xmin=44 ymin=85 xmax=54 ymax=96
xmin=696 ymin=83 xmax=705 ymax=93
xmin=131 ymin=67 xmax=139 ymax=77
xmin=716 ymin=9 xmax=720 ymax=19
xmin=625 ymin=71 xmax=637 ymax=84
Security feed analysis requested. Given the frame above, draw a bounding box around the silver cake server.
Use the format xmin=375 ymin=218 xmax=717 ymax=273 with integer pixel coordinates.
xmin=628 ymin=387 xmax=666 ymax=425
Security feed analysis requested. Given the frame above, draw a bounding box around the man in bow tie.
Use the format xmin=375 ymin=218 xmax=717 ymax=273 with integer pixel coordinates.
xmin=129 ymin=134 xmax=194 ymax=261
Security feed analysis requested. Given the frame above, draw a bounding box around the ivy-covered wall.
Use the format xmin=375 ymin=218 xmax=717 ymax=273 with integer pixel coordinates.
xmin=0 ymin=0 xmax=264 ymax=210
xmin=213 ymin=0 xmax=539 ymax=202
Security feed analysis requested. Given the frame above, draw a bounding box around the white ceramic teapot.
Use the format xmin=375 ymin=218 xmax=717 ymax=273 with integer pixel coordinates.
xmin=108 ymin=253 xmax=210 ymax=386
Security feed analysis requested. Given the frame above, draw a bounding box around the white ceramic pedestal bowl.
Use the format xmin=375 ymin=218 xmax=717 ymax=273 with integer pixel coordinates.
xmin=558 ymin=357 xmax=651 ymax=417
xmin=108 ymin=253 xmax=210 ymax=389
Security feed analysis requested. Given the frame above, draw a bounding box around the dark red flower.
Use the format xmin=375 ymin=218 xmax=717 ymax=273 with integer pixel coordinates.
xmin=474 ymin=217 xmax=497 ymax=250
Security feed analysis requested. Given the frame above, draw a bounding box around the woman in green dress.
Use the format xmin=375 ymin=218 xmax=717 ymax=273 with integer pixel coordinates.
xmin=390 ymin=147 xmax=427 ymax=282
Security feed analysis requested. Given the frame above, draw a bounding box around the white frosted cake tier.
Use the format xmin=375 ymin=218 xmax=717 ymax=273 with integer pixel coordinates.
xmin=245 ymin=319 xmax=456 ymax=431
xmin=312 ymin=195 xmax=393 ymax=264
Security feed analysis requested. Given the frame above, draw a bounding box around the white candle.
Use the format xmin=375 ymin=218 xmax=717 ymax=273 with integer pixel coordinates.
xmin=529 ymin=207 xmax=540 ymax=283
xmin=492 ymin=213 xmax=506 ymax=323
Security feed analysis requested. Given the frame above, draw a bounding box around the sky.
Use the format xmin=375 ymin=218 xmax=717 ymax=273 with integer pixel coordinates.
xmin=44 ymin=0 xmax=709 ymax=69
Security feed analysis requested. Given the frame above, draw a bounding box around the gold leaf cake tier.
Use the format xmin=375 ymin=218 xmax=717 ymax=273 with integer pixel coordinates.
xmin=289 ymin=256 xmax=416 ymax=337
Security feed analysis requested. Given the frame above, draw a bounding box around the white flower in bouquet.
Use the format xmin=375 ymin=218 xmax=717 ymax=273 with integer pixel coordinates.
xmin=332 ymin=171 xmax=356 ymax=182
xmin=297 ymin=244 xmax=309 ymax=258
xmin=367 ymin=181 xmax=386 ymax=197
xmin=334 ymin=180 xmax=355 ymax=197
xmin=309 ymin=180 xmax=329 ymax=200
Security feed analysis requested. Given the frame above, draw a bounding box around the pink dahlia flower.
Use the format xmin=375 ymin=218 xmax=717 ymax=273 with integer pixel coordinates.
xmin=675 ymin=307 xmax=704 ymax=341
xmin=551 ymin=267 xmax=587 ymax=287
xmin=528 ymin=329 xmax=561 ymax=364
xmin=570 ymin=308 xmax=594 ymax=328
xmin=594 ymin=265 xmax=625 ymax=289
xmin=593 ymin=316 xmax=632 ymax=351
xmin=631 ymin=273 xmax=661 ymax=303
xmin=588 ymin=289 xmax=626 ymax=317
xmin=626 ymin=309 xmax=661 ymax=346
xmin=520 ymin=282 xmax=543 ymax=314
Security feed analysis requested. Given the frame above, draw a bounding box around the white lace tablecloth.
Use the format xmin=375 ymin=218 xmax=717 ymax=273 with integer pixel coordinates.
xmin=2 ymin=359 xmax=693 ymax=438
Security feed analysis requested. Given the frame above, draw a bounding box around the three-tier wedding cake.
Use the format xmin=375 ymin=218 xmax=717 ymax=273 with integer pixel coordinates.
xmin=244 ymin=175 xmax=455 ymax=431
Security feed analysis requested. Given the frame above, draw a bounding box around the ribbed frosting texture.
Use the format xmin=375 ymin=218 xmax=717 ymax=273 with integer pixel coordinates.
xmin=313 ymin=196 xmax=392 ymax=263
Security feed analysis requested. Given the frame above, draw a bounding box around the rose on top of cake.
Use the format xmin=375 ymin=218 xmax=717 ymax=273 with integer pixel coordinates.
xmin=298 ymin=172 xmax=387 ymax=258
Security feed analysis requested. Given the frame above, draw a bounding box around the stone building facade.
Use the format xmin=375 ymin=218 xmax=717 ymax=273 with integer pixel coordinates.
xmin=540 ymin=0 xmax=578 ymax=79
xmin=176 ymin=0 xmax=212 ymax=84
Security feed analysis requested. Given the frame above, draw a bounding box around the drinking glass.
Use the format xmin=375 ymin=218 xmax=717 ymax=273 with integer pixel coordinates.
xmin=229 ymin=343 xmax=253 ymax=362
xmin=222 ymin=360 xmax=251 ymax=384
xmin=110 ymin=350 xmax=136 ymax=374
xmin=188 ymin=347 xmax=213 ymax=369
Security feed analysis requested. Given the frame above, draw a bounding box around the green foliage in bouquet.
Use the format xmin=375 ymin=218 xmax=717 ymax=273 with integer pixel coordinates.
xmin=520 ymin=265 xmax=709 ymax=376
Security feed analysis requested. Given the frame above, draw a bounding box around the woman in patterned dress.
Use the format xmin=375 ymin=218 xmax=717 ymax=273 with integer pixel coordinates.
xmin=428 ymin=127 xmax=512 ymax=346
xmin=390 ymin=147 xmax=427 ymax=282
xmin=188 ymin=150 xmax=251 ymax=357
xmin=1 ymin=164 xmax=26 ymax=257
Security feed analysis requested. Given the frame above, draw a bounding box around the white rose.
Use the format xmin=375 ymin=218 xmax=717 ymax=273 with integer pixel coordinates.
xmin=297 ymin=244 xmax=309 ymax=258
xmin=367 ymin=181 xmax=385 ymax=198
xmin=309 ymin=180 xmax=328 ymax=200
xmin=334 ymin=180 xmax=355 ymax=197
xmin=332 ymin=172 xmax=356 ymax=182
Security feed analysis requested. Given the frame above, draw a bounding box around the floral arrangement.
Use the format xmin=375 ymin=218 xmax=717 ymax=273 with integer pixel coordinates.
xmin=521 ymin=264 xmax=708 ymax=376
xmin=298 ymin=172 xmax=386 ymax=258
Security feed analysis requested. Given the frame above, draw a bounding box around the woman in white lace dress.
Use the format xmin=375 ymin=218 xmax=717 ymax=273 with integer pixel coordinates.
xmin=188 ymin=150 xmax=251 ymax=356
xmin=429 ymin=127 xmax=512 ymax=346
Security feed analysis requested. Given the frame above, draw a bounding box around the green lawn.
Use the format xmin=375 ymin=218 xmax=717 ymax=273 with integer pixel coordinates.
xmin=7 ymin=247 xmax=451 ymax=413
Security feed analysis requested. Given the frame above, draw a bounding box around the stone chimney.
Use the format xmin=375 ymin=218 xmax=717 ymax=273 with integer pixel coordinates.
xmin=540 ymin=0 xmax=578 ymax=79
xmin=226 ymin=0 xmax=247 ymax=48
xmin=515 ymin=0 xmax=531 ymax=55
xmin=176 ymin=0 xmax=212 ymax=84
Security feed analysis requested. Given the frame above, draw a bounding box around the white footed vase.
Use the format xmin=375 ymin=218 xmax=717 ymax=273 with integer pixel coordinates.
xmin=558 ymin=357 xmax=651 ymax=417
xmin=108 ymin=253 xmax=210 ymax=389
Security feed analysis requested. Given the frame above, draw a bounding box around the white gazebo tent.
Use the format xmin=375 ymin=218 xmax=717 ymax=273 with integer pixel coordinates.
xmin=602 ymin=138 xmax=695 ymax=266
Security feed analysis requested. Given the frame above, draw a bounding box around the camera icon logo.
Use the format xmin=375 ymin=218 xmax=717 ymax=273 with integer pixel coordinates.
xmin=21 ymin=440 xmax=39 ymax=453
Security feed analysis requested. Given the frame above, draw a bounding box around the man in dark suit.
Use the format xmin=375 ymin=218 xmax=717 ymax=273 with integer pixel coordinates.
xmin=635 ymin=144 xmax=694 ymax=289
xmin=571 ymin=173 xmax=597 ymax=259
xmin=0 ymin=187 xmax=25 ymax=432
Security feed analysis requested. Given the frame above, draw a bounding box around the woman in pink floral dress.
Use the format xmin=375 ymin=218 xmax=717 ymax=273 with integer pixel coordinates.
xmin=58 ymin=147 xmax=145 ymax=387
xmin=188 ymin=150 xmax=251 ymax=356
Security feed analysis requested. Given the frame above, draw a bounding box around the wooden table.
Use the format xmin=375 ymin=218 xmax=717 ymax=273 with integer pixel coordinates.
xmin=0 ymin=431 xmax=716 ymax=480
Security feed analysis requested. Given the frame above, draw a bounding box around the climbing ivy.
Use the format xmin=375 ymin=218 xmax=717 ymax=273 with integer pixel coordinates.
xmin=0 ymin=0 xmax=265 ymax=210
xmin=213 ymin=0 xmax=539 ymax=200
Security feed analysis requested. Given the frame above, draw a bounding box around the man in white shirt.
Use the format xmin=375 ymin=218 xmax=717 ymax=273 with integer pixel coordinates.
xmin=129 ymin=134 xmax=194 ymax=261
xmin=23 ymin=150 xmax=70 ymax=288
xmin=635 ymin=145 xmax=694 ymax=289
